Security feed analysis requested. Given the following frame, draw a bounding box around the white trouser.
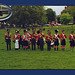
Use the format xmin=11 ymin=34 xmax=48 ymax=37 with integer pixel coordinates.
xmin=15 ymin=40 xmax=19 ymax=49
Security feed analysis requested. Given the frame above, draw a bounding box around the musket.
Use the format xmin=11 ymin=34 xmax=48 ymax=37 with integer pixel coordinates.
xmin=73 ymin=34 xmax=75 ymax=41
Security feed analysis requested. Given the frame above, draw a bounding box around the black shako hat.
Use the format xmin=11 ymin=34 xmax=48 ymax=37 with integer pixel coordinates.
xmin=6 ymin=29 xmax=10 ymax=31
xmin=15 ymin=30 xmax=18 ymax=33
xmin=47 ymin=30 xmax=51 ymax=34
xmin=37 ymin=30 xmax=40 ymax=34
xmin=17 ymin=30 xmax=19 ymax=33
xmin=32 ymin=27 xmax=35 ymax=30
xmin=43 ymin=28 xmax=45 ymax=31
xmin=27 ymin=28 xmax=30 ymax=31
xmin=24 ymin=30 xmax=27 ymax=32
xmin=62 ymin=30 xmax=65 ymax=32
xmin=55 ymin=30 xmax=59 ymax=32
xmin=71 ymin=31 xmax=74 ymax=33
xmin=47 ymin=30 xmax=50 ymax=32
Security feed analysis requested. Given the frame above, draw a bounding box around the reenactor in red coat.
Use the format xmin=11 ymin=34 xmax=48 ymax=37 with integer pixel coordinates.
xmin=17 ymin=30 xmax=22 ymax=49
xmin=46 ymin=30 xmax=53 ymax=51
xmin=51 ymin=24 xmax=53 ymax=29
xmin=53 ymin=30 xmax=60 ymax=51
xmin=37 ymin=29 xmax=45 ymax=51
xmin=22 ymin=30 xmax=29 ymax=50
xmin=69 ymin=31 xmax=75 ymax=51
xmin=13 ymin=30 xmax=20 ymax=50
xmin=27 ymin=28 xmax=31 ymax=49
xmin=30 ymin=28 xmax=37 ymax=50
xmin=56 ymin=23 xmax=58 ymax=28
xmin=60 ymin=30 xmax=67 ymax=51
xmin=5 ymin=29 xmax=11 ymax=50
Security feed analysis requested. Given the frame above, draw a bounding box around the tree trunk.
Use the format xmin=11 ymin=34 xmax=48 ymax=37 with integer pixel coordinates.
xmin=73 ymin=16 xmax=75 ymax=24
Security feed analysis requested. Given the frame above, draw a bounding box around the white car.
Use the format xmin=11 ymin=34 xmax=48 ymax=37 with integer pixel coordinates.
xmin=54 ymin=23 xmax=62 ymax=26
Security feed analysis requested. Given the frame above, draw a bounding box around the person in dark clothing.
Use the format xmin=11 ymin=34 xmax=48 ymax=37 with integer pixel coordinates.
xmin=22 ymin=30 xmax=29 ymax=50
xmin=17 ymin=30 xmax=22 ymax=49
xmin=27 ymin=28 xmax=31 ymax=49
xmin=46 ymin=30 xmax=53 ymax=51
xmin=69 ymin=31 xmax=75 ymax=51
xmin=30 ymin=28 xmax=37 ymax=50
xmin=5 ymin=29 xmax=11 ymax=50
xmin=60 ymin=30 xmax=67 ymax=51
xmin=13 ymin=30 xmax=20 ymax=50
xmin=53 ymin=30 xmax=60 ymax=51
xmin=37 ymin=29 xmax=45 ymax=51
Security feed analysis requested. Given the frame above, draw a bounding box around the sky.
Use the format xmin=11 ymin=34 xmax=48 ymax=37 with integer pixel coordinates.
xmin=45 ymin=6 xmax=66 ymax=15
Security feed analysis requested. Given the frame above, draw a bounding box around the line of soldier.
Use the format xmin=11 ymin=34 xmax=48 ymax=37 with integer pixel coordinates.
xmin=5 ymin=28 xmax=75 ymax=51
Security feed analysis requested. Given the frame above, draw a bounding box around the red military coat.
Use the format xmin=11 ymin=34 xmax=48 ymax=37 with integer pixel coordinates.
xmin=69 ymin=34 xmax=74 ymax=40
xmin=5 ymin=33 xmax=11 ymax=39
xmin=60 ymin=33 xmax=67 ymax=39
xmin=22 ymin=34 xmax=29 ymax=41
xmin=30 ymin=33 xmax=38 ymax=40
xmin=37 ymin=33 xmax=45 ymax=39
xmin=53 ymin=33 xmax=60 ymax=40
xmin=45 ymin=34 xmax=53 ymax=41
xmin=13 ymin=34 xmax=20 ymax=40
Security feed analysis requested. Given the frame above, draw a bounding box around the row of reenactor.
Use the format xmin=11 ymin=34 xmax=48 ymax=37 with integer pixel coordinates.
xmin=5 ymin=28 xmax=75 ymax=51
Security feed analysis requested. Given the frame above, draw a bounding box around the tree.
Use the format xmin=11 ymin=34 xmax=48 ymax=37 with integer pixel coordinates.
xmin=67 ymin=6 xmax=75 ymax=24
xmin=61 ymin=6 xmax=75 ymax=24
xmin=60 ymin=12 xmax=73 ymax=24
xmin=56 ymin=15 xmax=60 ymax=23
xmin=46 ymin=8 xmax=56 ymax=23
xmin=6 ymin=6 xmax=47 ymax=26
xmin=61 ymin=9 xmax=67 ymax=14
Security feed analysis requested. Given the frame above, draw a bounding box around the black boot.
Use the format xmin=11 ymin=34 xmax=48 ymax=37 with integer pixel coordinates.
xmin=48 ymin=46 xmax=51 ymax=51
xmin=28 ymin=45 xmax=30 ymax=49
xmin=63 ymin=48 xmax=65 ymax=51
xmin=26 ymin=48 xmax=28 ymax=50
xmin=23 ymin=48 xmax=25 ymax=50
xmin=54 ymin=48 xmax=56 ymax=51
xmin=38 ymin=46 xmax=39 ymax=49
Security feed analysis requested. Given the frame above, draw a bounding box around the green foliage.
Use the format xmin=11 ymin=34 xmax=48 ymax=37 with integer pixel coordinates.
xmin=61 ymin=9 xmax=67 ymax=14
xmin=67 ymin=6 xmax=75 ymax=24
xmin=56 ymin=15 xmax=60 ymax=23
xmin=61 ymin=6 xmax=75 ymax=24
xmin=60 ymin=13 xmax=73 ymax=24
xmin=67 ymin=6 xmax=75 ymax=16
xmin=7 ymin=6 xmax=47 ymax=26
xmin=46 ymin=8 xmax=56 ymax=23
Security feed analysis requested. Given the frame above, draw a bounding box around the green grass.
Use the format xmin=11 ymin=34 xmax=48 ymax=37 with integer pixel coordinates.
xmin=0 ymin=25 xmax=75 ymax=69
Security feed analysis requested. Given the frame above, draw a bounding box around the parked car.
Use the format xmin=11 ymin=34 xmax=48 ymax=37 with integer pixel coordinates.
xmin=67 ymin=23 xmax=73 ymax=25
xmin=43 ymin=24 xmax=51 ymax=26
xmin=33 ymin=24 xmax=41 ymax=27
xmin=54 ymin=23 xmax=62 ymax=26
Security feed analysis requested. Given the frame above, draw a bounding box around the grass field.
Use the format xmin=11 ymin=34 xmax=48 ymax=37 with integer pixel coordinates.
xmin=0 ymin=25 xmax=75 ymax=69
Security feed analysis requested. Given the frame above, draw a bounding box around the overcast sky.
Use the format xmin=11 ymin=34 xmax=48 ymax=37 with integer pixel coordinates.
xmin=45 ymin=6 xmax=66 ymax=15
